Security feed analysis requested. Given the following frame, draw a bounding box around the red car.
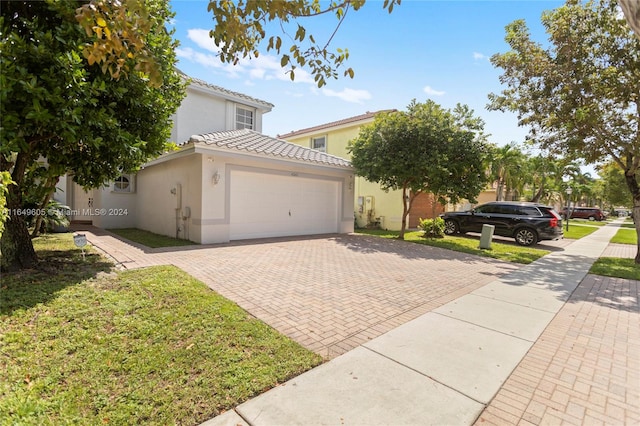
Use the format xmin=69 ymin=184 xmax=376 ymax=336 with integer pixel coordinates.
xmin=561 ymin=207 xmax=604 ymax=221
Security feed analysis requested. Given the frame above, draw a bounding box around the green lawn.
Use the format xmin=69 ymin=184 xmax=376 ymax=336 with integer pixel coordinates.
xmin=566 ymin=219 xmax=608 ymax=227
xmin=562 ymin=223 xmax=599 ymax=240
xmin=590 ymin=257 xmax=640 ymax=281
xmin=1 ymin=234 xmax=321 ymax=425
xmin=356 ymin=229 xmax=549 ymax=264
xmin=610 ymin=228 xmax=638 ymax=245
xmin=108 ymin=228 xmax=196 ymax=248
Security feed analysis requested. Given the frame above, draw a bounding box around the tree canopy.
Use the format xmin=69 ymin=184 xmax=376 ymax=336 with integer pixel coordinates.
xmin=76 ymin=0 xmax=400 ymax=88
xmin=598 ymin=162 xmax=632 ymax=208
xmin=0 ymin=0 xmax=185 ymax=271
xmin=348 ymin=100 xmax=489 ymax=239
xmin=488 ymin=0 xmax=640 ymax=261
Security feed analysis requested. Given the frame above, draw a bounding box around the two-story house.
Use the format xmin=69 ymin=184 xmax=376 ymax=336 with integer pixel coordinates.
xmin=54 ymin=74 xmax=354 ymax=243
xmin=279 ymin=111 xmax=444 ymax=230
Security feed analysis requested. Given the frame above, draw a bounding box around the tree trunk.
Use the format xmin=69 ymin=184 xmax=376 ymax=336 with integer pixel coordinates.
xmin=399 ymin=185 xmax=412 ymax=240
xmin=1 ymin=210 xmax=37 ymax=271
xmin=1 ymin=151 xmax=38 ymax=271
xmin=31 ymin=177 xmax=59 ymax=238
xmin=530 ymin=184 xmax=544 ymax=203
xmin=634 ymin=203 xmax=640 ymax=265
xmin=623 ymin=169 xmax=640 ymax=264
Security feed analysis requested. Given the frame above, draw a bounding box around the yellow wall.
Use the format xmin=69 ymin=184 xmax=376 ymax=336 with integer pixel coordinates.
xmin=284 ymin=125 xmax=362 ymax=160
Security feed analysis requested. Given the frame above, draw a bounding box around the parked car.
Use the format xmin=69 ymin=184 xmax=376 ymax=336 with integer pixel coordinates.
xmin=560 ymin=207 xmax=604 ymax=221
xmin=441 ymin=201 xmax=563 ymax=246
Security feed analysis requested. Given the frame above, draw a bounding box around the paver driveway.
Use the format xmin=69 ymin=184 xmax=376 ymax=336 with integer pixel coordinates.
xmin=81 ymin=228 xmax=521 ymax=358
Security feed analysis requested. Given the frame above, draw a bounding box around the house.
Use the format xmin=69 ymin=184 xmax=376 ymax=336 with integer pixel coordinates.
xmin=53 ymin=75 xmax=354 ymax=243
xmin=279 ymin=111 xmax=444 ymax=230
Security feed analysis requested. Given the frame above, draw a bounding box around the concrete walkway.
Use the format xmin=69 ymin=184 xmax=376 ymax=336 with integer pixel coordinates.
xmin=202 ymin=219 xmax=639 ymax=425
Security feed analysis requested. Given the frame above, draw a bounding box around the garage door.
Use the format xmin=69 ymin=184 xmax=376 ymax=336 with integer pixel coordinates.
xmin=229 ymin=170 xmax=340 ymax=240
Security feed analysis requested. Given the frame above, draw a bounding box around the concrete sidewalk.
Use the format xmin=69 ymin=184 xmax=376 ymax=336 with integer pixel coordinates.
xmin=204 ymin=219 xmax=638 ymax=425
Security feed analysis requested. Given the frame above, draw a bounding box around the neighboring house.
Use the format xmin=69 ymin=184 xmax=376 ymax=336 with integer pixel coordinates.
xmin=54 ymin=74 xmax=354 ymax=243
xmin=279 ymin=111 xmax=444 ymax=230
xmin=445 ymin=182 xmax=498 ymax=213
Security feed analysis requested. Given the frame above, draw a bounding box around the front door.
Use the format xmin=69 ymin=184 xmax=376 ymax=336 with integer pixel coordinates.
xmin=72 ymin=183 xmax=94 ymax=223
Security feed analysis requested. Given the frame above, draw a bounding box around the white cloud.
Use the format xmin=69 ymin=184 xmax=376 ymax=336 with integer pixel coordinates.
xmin=423 ymin=86 xmax=446 ymax=96
xmin=322 ymin=88 xmax=372 ymax=104
xmin=176 ymin=47 xmax=242 ymax=78
xmin=187 ymin=29 xmax=220 ymax=54
xmin=180 ymin=27 xmax=369 ymax=103
xmin=473 ymin=52 xmax=489 ymax=61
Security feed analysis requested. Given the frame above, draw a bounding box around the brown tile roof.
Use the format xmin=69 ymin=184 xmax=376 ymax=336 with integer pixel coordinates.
xmin=186 ymin=129 xmax=352 ymax=168
xmin=277 ymin=109 xmax=396 ymax=139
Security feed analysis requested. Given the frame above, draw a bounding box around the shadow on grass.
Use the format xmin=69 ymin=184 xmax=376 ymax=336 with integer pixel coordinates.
xmin=0 ymin=246 xmax=113 ymax=316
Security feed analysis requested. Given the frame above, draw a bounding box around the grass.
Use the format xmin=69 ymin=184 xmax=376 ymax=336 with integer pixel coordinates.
xmin=356 ymin=229 xmax=549 ymax=264
xmin=590 ymin=257 xmax=640 ymax=280
xmin=566 ymin=219 xmax=608 ymax=227
xmin=107 ymin=228 xmax=196 ymax=248
xmin=563 ymin=223 xmax=599 ymax=240
xmin=1 ymin=234 xmax=321 ymax=425
xmin=610 ymin=228 xmax=638 ymax=245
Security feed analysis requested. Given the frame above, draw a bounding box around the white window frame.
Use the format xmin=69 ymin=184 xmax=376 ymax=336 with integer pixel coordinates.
xmin=113 ymin=174 xmax=134 ymax=193
xmin=235 ymin=106 xmax=254 ymax=130
xmin=311 ymin=136 xmax=327 ymax=152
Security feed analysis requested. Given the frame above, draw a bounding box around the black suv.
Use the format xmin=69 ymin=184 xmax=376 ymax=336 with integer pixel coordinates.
xmin=441 ymin=202 xmax=563 ymax=246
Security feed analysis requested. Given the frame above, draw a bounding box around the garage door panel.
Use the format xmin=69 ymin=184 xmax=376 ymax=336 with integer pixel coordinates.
xmin=229 ymin=170 xmax=339 ymax=240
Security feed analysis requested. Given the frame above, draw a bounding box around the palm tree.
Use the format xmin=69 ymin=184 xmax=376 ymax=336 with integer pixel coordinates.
xmin=490 ymin=143 xmax=525 ymax=201
xmin=528 ymin=155 xmax=564 ymax=203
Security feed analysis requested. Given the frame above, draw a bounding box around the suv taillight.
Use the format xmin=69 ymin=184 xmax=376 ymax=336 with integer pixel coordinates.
xmin=549 ymin=210 xmax=561 ymax=228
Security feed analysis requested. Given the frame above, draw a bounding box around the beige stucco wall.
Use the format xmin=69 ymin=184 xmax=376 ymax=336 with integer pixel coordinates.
xmin=171 ymin=88 xmax=227 ymax=144
xmin=135 ymin=154 xmax=203 ymax=243
xmin=92 ymin=185 xmax=137 ymax=229
xmin=170 ymin=85 xmax=266 ymax=144
xmin=136 ymin=148 xmax=354 ymax=244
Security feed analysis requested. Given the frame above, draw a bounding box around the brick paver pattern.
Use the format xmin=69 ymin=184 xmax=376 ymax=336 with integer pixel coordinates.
xmin=78 ymin=227 xmax=520 ymax=359
xmin=476 ymin=274 xmax=640 ymax=426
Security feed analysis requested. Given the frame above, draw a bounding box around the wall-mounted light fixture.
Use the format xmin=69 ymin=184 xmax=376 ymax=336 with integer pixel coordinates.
xmin=212 ymin=170 xmax=221 ymax=185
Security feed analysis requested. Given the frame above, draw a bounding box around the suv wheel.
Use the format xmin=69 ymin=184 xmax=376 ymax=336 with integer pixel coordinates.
xmin=444 ymin=219 xmax=458 ymax=235
xmin=588 ymin=216 xmax=596 ymax=221
xmin=515 ymin=227 xmax=538 ymax=246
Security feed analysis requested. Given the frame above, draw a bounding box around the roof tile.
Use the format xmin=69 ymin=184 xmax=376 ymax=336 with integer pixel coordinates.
xmin=277 ymin=109 xmax=396 ymax=139
xmin=187 ymin=129 xmax=351 ymax=169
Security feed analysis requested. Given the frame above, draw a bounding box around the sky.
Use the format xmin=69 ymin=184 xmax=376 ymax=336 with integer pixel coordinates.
xmin=169 ymin=0 xmax=565 ymax=146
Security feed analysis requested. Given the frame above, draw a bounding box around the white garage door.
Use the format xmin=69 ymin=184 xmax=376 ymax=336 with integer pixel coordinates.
xmin=229 ymin=170 xmax=340 ymax=240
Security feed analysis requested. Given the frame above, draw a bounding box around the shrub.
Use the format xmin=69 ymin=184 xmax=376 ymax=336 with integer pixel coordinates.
xmin=419 ymin=217 xmax=445 ymax=238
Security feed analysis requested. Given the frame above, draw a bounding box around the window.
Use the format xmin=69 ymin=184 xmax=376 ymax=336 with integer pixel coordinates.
xmin=518 ymin=206 xmax=541 ymax=216
xmin=311 ymin=136 xmax=326 ymax=152
xmin=114 ymin=175 xmax=132 ymax=193
xmin=236 ymin=107 xmax=254 ymax=130
xmin=475 ymin=204 xmax=499 ymax=214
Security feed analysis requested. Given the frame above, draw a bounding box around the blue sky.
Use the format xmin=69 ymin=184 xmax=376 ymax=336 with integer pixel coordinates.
xmin=169 ymin=0 xmax=564 ymax=145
